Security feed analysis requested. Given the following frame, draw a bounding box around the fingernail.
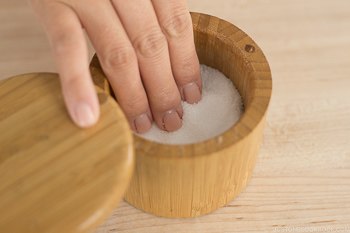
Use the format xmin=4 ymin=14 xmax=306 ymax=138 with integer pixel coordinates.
xmin=177 ymin=106 xmax=184 ymax=119
xmin=134 ymin=113 xmax=152 ymax=134
xmin=74 ymin=103 xmax=97 ymax=128
xmin=182 ymin=82 xmax=201 ymax=104
xmin=163 ymin=110 xmax=182 ymax=132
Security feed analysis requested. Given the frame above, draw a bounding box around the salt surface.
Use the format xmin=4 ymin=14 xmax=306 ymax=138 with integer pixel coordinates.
xmin=139 ymin=64 xmax=243 ymax=144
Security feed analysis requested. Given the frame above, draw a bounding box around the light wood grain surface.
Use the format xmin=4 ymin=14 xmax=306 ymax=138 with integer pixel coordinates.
xmin=0 ymin=73 xmax=134 ymax=233
xmin=1 ymin=0 xmax=350 ymax=232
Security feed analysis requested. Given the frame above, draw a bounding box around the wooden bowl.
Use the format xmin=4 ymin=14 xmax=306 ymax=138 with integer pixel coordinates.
xmin=89 ymin=12 xmax=272 ymax=218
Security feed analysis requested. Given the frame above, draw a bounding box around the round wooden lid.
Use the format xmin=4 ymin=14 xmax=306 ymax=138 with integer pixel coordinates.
xmin=0 ymin=73 xmax=134 ymax=233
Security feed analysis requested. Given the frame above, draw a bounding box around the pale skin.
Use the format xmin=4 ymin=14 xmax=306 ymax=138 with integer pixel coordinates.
xmin=29 ymin=0 xmax=202 ymax=133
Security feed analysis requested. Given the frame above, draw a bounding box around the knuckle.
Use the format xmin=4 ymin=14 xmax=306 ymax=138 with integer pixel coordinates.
xmin=162 ymin=12 xmax=192 ymax=38
xmin=122 ymin=94 xmax=148 ymax=115
xmin=125 ymin=95 xmax=147 ymax=112
xmin=51 ymin=31 xmax=79 ymax=56
xmin=150 ymin=87 xmax=180 ymax=111
xmin=133 ymin=29 xmax=167 ymax=58
xmin=101 ymin=46 xmax=136 ymax=71
xmin=176 ymin=56 xmax=200 ymax=83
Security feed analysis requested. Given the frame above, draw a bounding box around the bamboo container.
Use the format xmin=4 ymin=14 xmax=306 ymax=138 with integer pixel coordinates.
xmin=90 ymin=12 xmax=272 ymax=218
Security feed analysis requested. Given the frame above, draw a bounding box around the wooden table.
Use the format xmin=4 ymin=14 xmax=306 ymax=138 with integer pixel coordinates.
xmin=1 ymin=0 xmax=350 ymax=232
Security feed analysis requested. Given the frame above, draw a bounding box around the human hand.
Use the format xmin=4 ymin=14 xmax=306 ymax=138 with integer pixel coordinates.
xmin=29 ymin=0 xmax=201 ymax=133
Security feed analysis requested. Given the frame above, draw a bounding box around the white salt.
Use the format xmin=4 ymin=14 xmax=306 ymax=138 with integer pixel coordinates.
xmin=139 ymin=64 xmax=243 ymax=144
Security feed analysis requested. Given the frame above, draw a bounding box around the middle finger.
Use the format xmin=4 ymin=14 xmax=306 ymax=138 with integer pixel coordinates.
xmin=112 ymin=0 xmax=183 ymax=132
